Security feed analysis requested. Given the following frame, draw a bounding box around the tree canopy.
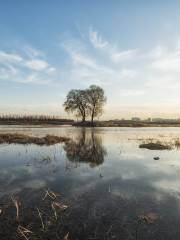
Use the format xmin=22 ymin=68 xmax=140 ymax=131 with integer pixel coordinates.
xmin=63 ymin=85 xmax=106 ymax=123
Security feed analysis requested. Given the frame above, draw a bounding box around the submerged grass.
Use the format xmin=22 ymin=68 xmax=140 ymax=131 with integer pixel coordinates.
xmin=0 ymin=133 xmax=70 ymax=145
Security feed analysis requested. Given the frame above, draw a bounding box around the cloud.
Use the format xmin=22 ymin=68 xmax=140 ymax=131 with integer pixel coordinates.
xmin=89 ymin=29 xmax=138 ymax=63
xmin=23 ymin=46 xmax=45 ymax=58
xmin=151 ymin=55 xmax=180 ymax=72
xmin=0 ymin=51 xmax=23 ymax=63
xmin=62 ymin=33 xmax=138 ymax=87
xmin=0 ymin=48 xmax=56 ymax=84
xmin=145 ymin=42 xmax=180 ymax=90
xmin=25 ymin=59 xmax=49 ymax=71
xmin=120 ymin=89 xmax=145 ymax=97
xmin=71 ymin=52 xmax=97 ymax=68
xmin=89 ymin=29 xmax=108 ymax=49
xmin=110 ymin=49 xmax=138 ymax=62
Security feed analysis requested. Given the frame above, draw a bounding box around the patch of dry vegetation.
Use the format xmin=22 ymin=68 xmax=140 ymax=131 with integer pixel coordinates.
xmin=0 ymin=133 xmax=70 ymax=145
xmin=0 ymin=189 xmax=70 ymax=240
xmin=139 ymin=142 xmax=172 ymax=150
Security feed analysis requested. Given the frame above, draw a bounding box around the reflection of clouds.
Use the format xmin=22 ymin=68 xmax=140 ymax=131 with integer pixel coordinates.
xmin=0 ymin=144 xmax=67 ymax=196
xmin=24 ymin=179 xmax=47 ymax=189
xmin=120 ymin=152 xmax=144 ymax=160
xmin=1 ymin=127 xmax=180 ymax=204
xmin=0 ymin=164 xmax=51 ymax=195
xmin=153 ymin=179 xmax=180 ymax=194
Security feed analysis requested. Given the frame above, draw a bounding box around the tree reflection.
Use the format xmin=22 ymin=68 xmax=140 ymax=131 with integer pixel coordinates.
xmin=63 ymin=128 xmax=106 ymax=167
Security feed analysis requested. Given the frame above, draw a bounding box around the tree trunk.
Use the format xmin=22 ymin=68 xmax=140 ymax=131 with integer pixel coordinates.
xmin=91 ymin=111 xmax=94 ymax=125
xmin=82 ymin=115 xmax=85 ymax=122
xmin=79 ymin=107 xmax=85 ymax=123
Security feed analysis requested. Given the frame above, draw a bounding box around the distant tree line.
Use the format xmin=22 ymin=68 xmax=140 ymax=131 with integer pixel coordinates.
xmin=0 ymin=115 xmax=74 ymax=124
xmin=63 ymin=85 xmax=106 ymax=124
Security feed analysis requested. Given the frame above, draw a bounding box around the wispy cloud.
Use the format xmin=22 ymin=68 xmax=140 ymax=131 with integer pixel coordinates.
xmin=89 ymin=29 xmax=108 ymax=49
xmin=25 ymin=59 xmax=49 ymax=71
xmin=0 ymin=51 xmax=23 ymax=63
xmin=23 ymin=46 xmax=45 ymax=58
xmin=110 ymin=49 xmax=138 ymax=62
xmin=61 ymin=32 xmax=138 ymax=87
xmin=0 ymin=47 xmax=56 ymax=84
xmin=89 ymin=29 xmax=138 ymax=63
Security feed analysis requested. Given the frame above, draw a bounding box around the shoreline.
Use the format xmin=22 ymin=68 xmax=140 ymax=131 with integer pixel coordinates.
xmin=2 ymin=124 xmax=180 ymax=128
xmin=2 ymin=121 xmax=180 ymax=128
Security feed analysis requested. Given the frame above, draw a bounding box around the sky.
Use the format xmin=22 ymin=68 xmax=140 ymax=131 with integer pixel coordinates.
xmin=1 ymin=0 xmax=180 ymax=119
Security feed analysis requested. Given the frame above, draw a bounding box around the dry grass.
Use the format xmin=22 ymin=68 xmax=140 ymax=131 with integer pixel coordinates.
xmin=42 ymin=189 xmax=59 ymax=200
xmin=37 ymin=207 xmax=45 ymax=230
xmin=0 ymin=133 xmax=70 ymax=145
xmin=139 ymin=142 xmax=172 ymax=150
xmin=17 ymin=225 xmax=33 ymax=240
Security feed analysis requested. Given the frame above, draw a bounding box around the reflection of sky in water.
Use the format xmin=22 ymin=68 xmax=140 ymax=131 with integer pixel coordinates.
xmin=1 ymin=126 xmax=180 ymax=204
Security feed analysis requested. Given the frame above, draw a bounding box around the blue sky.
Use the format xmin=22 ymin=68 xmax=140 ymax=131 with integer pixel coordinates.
xmin=1 ymin=0 xmax=180 ymax=119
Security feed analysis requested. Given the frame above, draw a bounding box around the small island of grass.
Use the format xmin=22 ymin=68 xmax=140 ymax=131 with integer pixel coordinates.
xmin=0 ymin=133 xmax=70 ymax=145
xmin=139 ymin=142 xmax=172 ymax=150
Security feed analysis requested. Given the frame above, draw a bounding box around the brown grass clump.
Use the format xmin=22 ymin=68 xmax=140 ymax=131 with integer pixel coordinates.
xmin=139 ymin=142 xmax=171 ymax=150
xmin=17 ymin=225 xmax=33 ymax=240
xmin=0 ymin=133 xmax=70 ymax=146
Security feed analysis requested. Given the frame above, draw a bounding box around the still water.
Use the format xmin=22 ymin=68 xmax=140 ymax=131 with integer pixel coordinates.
xmin=1 ymin=126 xmax=180 ymax=239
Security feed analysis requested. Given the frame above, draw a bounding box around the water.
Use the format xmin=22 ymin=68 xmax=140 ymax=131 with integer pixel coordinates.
xmin=1 ymin=126 xmax=180 ymax=239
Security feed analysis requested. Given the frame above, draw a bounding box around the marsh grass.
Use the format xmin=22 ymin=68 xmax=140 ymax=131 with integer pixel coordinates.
xmin=138 ymin=138 xmax=180 ymax=150
xmin=0 ymin=133 xmax=70 ymax=145
xmin=0 ymin=188 xmax=70 ymax=240
xmin=139 ymin=142 xmax=172 ymax=150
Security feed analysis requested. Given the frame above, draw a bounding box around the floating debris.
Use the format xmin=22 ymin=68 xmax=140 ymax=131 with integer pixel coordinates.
xmin=138 ymin=212 xmax=158 ymax=224
xmin=154 ymin=157 xmax=160 ymax=160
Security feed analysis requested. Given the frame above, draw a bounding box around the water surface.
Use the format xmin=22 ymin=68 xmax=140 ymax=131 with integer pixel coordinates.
xmin=1 ymin=126 xmax=180 ymax=239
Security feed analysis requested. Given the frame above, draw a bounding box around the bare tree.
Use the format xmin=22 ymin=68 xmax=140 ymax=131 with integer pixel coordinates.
xmin=86 ymin=85 xmax=106 ymax=124
xmin=63 ymin=89 xmax=88 ymax=122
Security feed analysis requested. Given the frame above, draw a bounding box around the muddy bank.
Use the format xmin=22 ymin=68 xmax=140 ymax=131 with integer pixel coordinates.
xmin=0 ymin=133 xmax=70 ymax=145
